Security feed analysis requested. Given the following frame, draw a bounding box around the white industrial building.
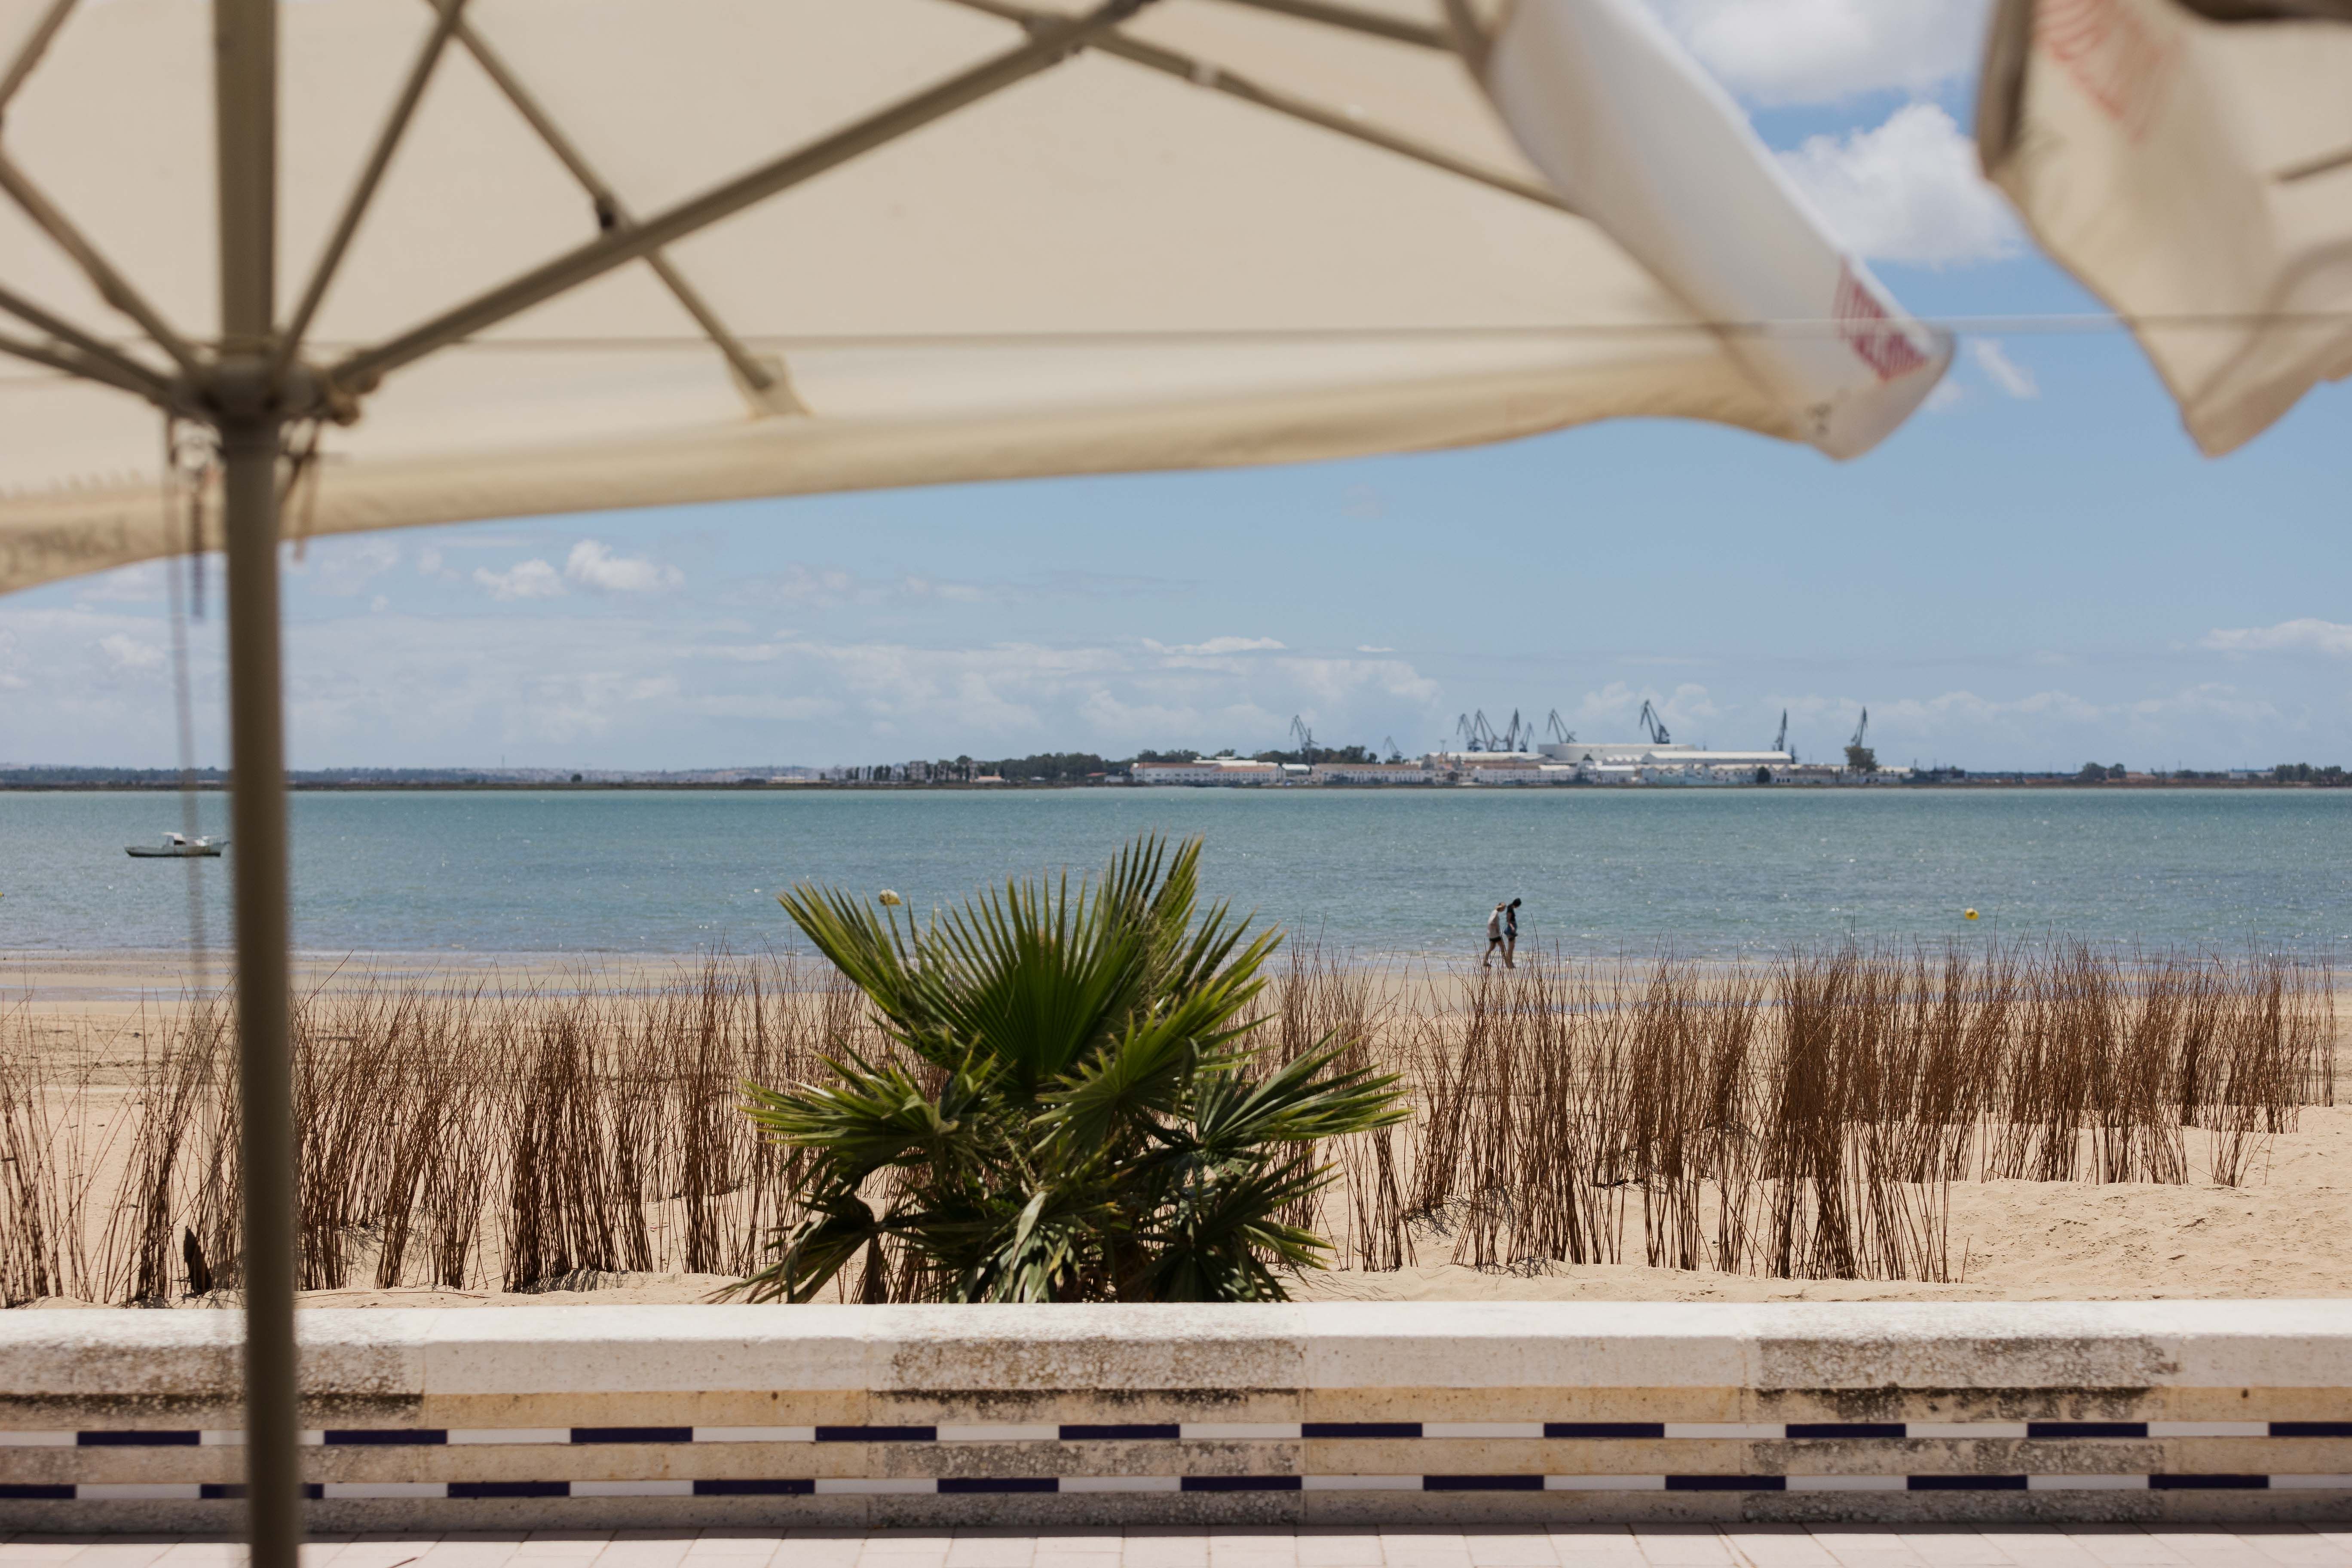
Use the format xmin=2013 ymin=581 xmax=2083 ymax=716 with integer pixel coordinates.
xmin=1425 ymin=741 xmax=1798 ymax=784
xmin=1130 ymin=758 xmax=1283 ymax=785
xmin=1311 ymin=762 xmax=1433 ymax=784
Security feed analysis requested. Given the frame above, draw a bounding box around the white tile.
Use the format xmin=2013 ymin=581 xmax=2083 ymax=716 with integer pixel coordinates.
xmin=1302 ymin=1477 xmax=1419 ymax=1491
xmin=814 ymin=1480 xmax=936 ymax=1495
xmin=1546 ymin=1476 xmax=1665 ymax=1491
xmin=1423 ymin=1426 xmax=1542 ymax=1440
xmin=1662 ymin=1426 xmax=1779 ymax=1440
xmin=2148 ymin=1424 xmax=2268 ymax=1438
xmin=2062 ymin=1535 xmax=2188 ymax=1567
xmin=2237 ymin=1536 xmax=2352 ymax=1567
xmin=1787 ymin=1477 xmax=1905 ymax=1492
xmin=692 ymin=1428 xmax=814 ymax=1444
xmin=1908 ymin=1426 xmax=2030 ymax=1440
xmin=937 ymin=1427 xmax=1057 ymax=1444
xmin=1629 ymin=1530 xmax=1735 ymax=1568
xmin=1063 ymin=1477 xmax=1182 ymax=1493
xmin=2028 ymin=1478 xmax=2148 ymax=1491
xmin=447 ymin=1429 xmax=570 ymax=1446
xmin=572 ymin=1482 xmax=694 ymax=1498
xmin=943 ymin=1543 xmax=1035 ymax=1568
xmin=1184 ymin=1427 xmax=1300 ymax=1442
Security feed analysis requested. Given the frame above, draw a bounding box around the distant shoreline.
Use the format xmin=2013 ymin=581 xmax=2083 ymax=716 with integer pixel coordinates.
xmin=1 ymin=778 xmax=2340 ymax=793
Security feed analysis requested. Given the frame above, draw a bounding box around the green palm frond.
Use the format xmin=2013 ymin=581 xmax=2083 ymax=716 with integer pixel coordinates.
xmin=742 ymin=832 xmax=1406 ymax=1305
xmin=726 ymin=1189 xmax=892 ymax=1304
xmin=1193 ymin=1042 xmax=1410 ymax=1150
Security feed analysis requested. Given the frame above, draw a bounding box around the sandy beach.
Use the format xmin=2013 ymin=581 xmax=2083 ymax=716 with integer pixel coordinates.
xmin=6 ymin=947 xmax=2343 ymax=1310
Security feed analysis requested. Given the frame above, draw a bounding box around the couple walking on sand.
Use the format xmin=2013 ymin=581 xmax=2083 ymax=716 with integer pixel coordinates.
xmin=1484 ymin=897 xmax=1521 ymax=968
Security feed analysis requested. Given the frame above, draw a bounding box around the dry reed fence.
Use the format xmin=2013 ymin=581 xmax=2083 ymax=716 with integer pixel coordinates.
xmin=0 ymin=942 xmax=2335 ymax=1306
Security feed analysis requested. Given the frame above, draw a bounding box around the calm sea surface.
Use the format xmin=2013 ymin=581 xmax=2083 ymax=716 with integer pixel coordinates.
xmin=0 ymin=787 xmax=2346 ymax=960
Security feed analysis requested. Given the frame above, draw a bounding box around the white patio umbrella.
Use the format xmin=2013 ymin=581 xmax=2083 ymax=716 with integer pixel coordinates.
xmin=0 ymin=0 xmax=1949 ymax=1557
xmin=1978 ymin=0 xmax=2352 ymax=455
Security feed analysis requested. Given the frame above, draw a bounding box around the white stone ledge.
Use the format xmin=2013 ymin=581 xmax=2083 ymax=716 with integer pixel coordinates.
xmin=4 ymin=1301 xmax=2352 ymax=1398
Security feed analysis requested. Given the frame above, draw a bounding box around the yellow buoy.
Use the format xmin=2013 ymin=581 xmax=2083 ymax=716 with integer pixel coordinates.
xmin=1963 ymin=909 xmax=1979 ymax=920
xmin=879 ymin=889 xmax=904 ymax=906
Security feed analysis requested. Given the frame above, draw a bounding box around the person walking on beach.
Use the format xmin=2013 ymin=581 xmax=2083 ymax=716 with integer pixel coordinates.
xmin=1484 ymin=900 xmax=1519 ymax=969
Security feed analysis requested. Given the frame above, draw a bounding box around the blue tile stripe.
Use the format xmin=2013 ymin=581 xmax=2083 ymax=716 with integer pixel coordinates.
xmin=4 ymin=1474 xmax=2346 ymax=1501
xmin=5 ymin=1419 xmax=2350 ymax=1446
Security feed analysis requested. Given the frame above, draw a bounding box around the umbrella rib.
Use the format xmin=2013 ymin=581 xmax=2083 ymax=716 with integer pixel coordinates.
xmin=0 ymin=279 xmax=180 ymax=406
xmin=0 ymin=0 xmax=77 ymax=115
xmin=1200 ymin=0 xmax=1451 ymax=49
xmin=937 ymin=0 xmax=1572 ymax=215
xmin=2277 ymin=143 xmax=2352 ymax=183
xmin=0 ymin=323 xmax=171 ymax=402
xmin=434 ymin=8 xmax=800 ymax=409
xmin=0 ymin=152 xmax=205 ymax=380
xmin=276 ymin=0 xmax=474 ymax=378
xmin=333 ymin=0 xmax=1164 ymax=396
xmin=1438 ymin=0 xmax=1489 ymax=67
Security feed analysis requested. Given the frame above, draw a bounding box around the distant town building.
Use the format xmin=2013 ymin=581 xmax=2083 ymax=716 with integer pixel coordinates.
xmin=1130 ymin=758 xmax=1282 ymax=785
xmin=1310 ymin=762 xmax=1433 ymax=784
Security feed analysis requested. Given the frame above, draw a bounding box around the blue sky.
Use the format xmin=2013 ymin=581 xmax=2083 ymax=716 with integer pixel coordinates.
xmin=3 ymin=0 xmax=2346 ymax=774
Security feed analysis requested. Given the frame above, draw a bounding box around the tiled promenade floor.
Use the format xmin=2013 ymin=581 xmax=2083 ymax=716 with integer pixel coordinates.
xmin=8 ymin=1530 xmax=2352 ymax=1568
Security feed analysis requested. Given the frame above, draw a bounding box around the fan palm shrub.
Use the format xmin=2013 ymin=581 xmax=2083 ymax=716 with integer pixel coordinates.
xmin=734 ymin=834 xmax=1404 ymax=1304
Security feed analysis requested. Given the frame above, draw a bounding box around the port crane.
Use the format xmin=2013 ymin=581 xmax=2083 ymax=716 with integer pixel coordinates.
xmin=1772 ymin=710 xmax=1788 ymax=755
xmin=1381 ymin=736 xmax=1405 ymax=763
xmin=1289 ymin=715 xmax=1315 ymax=765
xmin=1547 ymin=709 xmax=1575 ymax=744
xmin=1456 ymin=710 xmax=1506 ymax=750
xmin=1637 ymin=698 xmax=1672 ymax=746
xmin=1849 ymin=708 xmax=1868 ymax=750
xmin=1455 ymin=708 xmax=1540 ymax=751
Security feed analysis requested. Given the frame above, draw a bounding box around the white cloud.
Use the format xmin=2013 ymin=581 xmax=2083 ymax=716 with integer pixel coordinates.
xmin=98 ymin=633 xmax=163 ymax=671
xmin=1357 ymin=645 xmax=1396 ymax=654
xmin=299 ymin=537 xmax=400 ymax=597
xmin=473 ymin=560 xmax=566 ymax=601
xmin=75 ymin=563 xmax=167 ymax=604
xmin=1147 ymin=636 xmax=1286 ymax=657
xmin=1571 ymin=682 xmax=1722 ymax=738
xmin=566 ymin=540 xmax=682 ymax=594
xmin=1970 ymin=338 xmax=2039 ymax=398
xmin=1924 ymin=378 xmax=1966 ymax=413
xmin=2201 ymin=619 xmax=2352 ymax=658
xmin=1777 ymin=103 xmax=2021 ymax=266
xmin=1648 ymin=0 xmax=1991 ymax=105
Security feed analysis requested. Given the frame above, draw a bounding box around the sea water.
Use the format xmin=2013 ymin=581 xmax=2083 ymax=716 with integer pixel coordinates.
xmin=0 ymin=786 xmax=2346 ymax=959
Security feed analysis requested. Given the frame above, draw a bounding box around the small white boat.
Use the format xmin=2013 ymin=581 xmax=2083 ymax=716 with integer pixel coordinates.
xmin=126 ymin=833 xmax=227 ymax=859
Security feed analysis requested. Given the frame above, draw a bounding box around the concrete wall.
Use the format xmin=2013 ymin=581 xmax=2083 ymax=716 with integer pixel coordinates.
xmin=5 ymin=1302 xmax=2351 ymax=1531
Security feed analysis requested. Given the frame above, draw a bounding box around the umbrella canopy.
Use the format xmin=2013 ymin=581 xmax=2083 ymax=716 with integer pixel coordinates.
xmin=1978 ymin=0 xmax=2352 ymax=455
xmin=0 ymin=0 xmax=1950 ymax=597
xmin=0 ymin=4 xmax=1951 ymax=1561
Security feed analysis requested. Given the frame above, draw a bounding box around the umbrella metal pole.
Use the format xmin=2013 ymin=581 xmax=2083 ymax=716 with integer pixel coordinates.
xmin=221 ymin=409 xmax=301 ymax=1568
xmin=216 ymin=0 xmax=293 ymax=1560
